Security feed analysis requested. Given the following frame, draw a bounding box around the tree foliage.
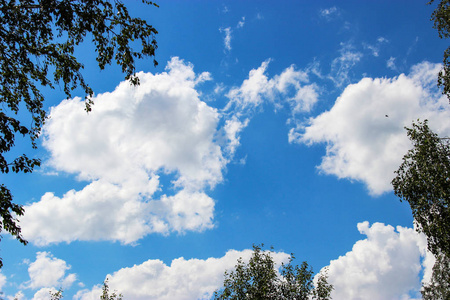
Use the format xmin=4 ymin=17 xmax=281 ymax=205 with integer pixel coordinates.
xmin=0 ymin=0 xmax=158 ymax=267
xmin=422 ymin=252 xmax=450 ymax=300
xmin=392 ymin=120 xmax=450 ymax=298
xmin=392 ymin=120 xmax=450 ymax=257
xmin=50 ymin=289 xmax=63 ymax=300
xmin=0 ymin=184 xmax=27 ymax=268
xmin=213 ymin=245 xmax=333 ymax=300
xmin=428 ymin=0 xmax=450 ymax=102
xmin=100 ymin=279 xmax=123 ymax=300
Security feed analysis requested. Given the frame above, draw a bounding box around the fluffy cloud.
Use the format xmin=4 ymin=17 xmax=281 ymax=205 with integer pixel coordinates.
xmin=19 ymin=56 xmax=319 ymax=245
xmin=74 ymin=221 xmax=435 ymax=300
xmin=20 ymin=58 xmax=229 ymax=245
xmin=321 ymin=222 xmax=434 ymax=300
xmin=26 ymin=252 xmax=76 ymax=290
xmin=74 ymin=249 xmax=290 ymax=300
xmin=32 ymin=288 xmax=59 ymax=300
xmin=226 ymin=60 xmax=319 ymax=114
xmin=43 ymin=58 xmax=222 ymax=190
xmin=292 ymin=61 xmax=450 ymax=195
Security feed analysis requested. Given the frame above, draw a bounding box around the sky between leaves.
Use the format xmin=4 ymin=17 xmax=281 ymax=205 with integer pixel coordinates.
xmin=1 ymin=1 xmax=450 ymax=299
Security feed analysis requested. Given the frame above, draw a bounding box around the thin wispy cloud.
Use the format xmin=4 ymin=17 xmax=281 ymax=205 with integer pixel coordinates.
xmin=0 ymin=272 xmax=5 ymax=291
xmin=364 ymin=37 xmax=389 ymax=57
xmin=319 ymin=6 xmax=340 ymax=20
xmin=237 ymin=16 xmax=245 ymax=28
xmin=220 ymin=27 xmax=232 ymax=52
xmin=219 ymin=16 xmax=246 ymax=53
xmin=328 ymin=42 xmax=363 ymax=87
xmin=387 ymin=57 xmax=398 ymax=71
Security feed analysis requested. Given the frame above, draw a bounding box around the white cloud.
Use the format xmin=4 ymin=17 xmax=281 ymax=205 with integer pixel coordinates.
xmin=220 ymin=27 xmax=232 ymax=52
xmin=0 ymin=271 xmax=6 ymax=290
xmin=45 ymin=57 xmax=222 ymax=190
xmin=387 ymin=57 xmax=398 ymax=71
xmin=226 ymin=60 xmax=319 ymax=115
xmin=32 ymin=288 xmax=59 ymax=300
xmin=19 ymin=57 xmax=319 ymax=246
xmin=7 ymin=291 xmax=25 ymax=300
xmin=292 ymin=61 xmax=450 ymax=195
xmin=74 ymin=249 xmax=290 ymax=300
xmin=221 ymin=5 xmax=228 ymax=14
xmin=329 ymin=42 xmax=363 ymax=87
xmin=21 ymin=181 xmax=159 ymax=245
xmin=150 ymin=190 xmax=215 ymax=233
xmin=20 ymin=57 xmax=233 ymax=245
xmin=220 ymin=16 xmax=245 ymax=53
xmin=222 ymin=116 xmax=249 ymax=156
xmin=320 ymin=7 xmax=340 ymax=20
xmin=218 ymin=17 xmax=249 ymax=53
xmin=26 ymin=252 xmax=76 ymax=290
xmin=321 ymin=222 xmax=433 ymax=300
xmin=237 ymin=16 xmax=245 ymax=29
xmin=364 ymin=37 xmax=389 ymax=57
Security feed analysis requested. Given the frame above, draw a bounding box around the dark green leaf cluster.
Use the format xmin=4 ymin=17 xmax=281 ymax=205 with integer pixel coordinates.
xmin=0 ymin=0 xmax=158 ymax=267
xmin=392 ymin=120 xmax=450 ymax=257
xmin=428 ymin=0 xmax=450 ymax=103
xmin=213 ymin=245 xmax=333 ymax=300
xmin=0 ymin=184 xmax=27 ymax=268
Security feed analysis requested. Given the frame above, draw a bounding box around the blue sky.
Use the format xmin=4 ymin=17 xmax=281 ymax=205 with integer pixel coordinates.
xmin=1 ymin=1 xmax=450 ymax=299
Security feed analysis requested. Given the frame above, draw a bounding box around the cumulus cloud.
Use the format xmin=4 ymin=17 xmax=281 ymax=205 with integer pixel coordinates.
xmin=292 ymin=61 xmax=450 ymax=195
xmin=19 ymin=56 xmax=319 ymax=246
xmin=26 ymin=252 xmax=76 ymax=290
xmin=20 ymin=58 xmax=232 ymax=245
xmin=32 ymin=288 xmax=59 ymax=300
xmin=74 ymin=221 xmax=435 ymax=300
xmin=321 ymin=222 xmax=434 ymax=300
xmin=74 ymin=249 xmax=290 ymax=300
xmin=226 ymin=60 xmax=319 ymax=115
